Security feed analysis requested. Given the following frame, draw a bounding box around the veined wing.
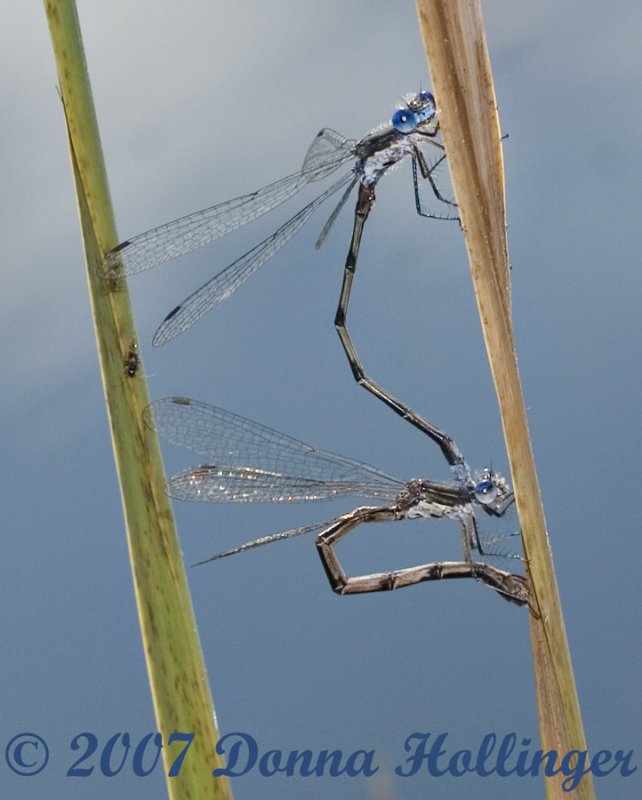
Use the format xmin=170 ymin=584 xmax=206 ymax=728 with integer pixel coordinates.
xmin=146 ymin=397 xmax=403 ymax=487
xmin=152 ymin=172 xmax=357 ymax=346
xmin=166 ymin=465 xmax=401 ymax=504
xmin=100 ymin=128 xmax=356 ymax=278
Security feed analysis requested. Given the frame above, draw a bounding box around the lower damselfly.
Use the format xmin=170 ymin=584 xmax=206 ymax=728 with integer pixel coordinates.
xmin=145 ymin=397 xmax=528 ymax=606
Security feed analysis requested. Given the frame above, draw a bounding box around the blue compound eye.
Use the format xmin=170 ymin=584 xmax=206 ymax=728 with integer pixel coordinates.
xmin=419 ymin=90 xmax=434 ymax=103
xmin=392 ymin=108 xmax=418 ymax=133
xmin=474 ymin=479 xmax=499 ymax=505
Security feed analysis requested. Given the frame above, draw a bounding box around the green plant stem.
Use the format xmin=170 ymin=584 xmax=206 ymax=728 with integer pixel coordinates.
xmin=44 ymin=2 xmax=232 ymax=797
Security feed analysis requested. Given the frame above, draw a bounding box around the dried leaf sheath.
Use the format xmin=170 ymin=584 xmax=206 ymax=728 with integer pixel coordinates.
xmin=414 ymin=2 xmax=594 ymax=798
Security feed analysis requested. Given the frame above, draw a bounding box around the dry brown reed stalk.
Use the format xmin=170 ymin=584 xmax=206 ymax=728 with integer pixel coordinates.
xmin=414 ymin=1 xmax=595 ymax=798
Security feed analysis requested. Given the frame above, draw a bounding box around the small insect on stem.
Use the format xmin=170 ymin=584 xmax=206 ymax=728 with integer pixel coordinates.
xmin=124 ymin=343 xmax=139 ymax=377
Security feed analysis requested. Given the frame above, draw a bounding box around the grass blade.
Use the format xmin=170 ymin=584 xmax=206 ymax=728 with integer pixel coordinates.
xmin=44 ymin=2 xmax=232 ymax=796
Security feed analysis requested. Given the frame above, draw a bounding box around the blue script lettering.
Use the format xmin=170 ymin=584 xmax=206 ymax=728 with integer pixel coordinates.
xmin=474 ymin=732 xmax=498 ymax=777
xmin=572 ymin=749 xmax=636 ymax=786
xmin=213 ymin=733 xmax=378 ymax=778
xmin=603 ymin=750 xmax=636 ymax=778
xmin=213 ymin=732 xmax=258 ymax=777
xmin=395 ymin=732 xmax=449 ymax=777
xmin=558 ymin=749 xmax=591 ymax=792
xmin=258 ymin=747 xmax=378 ymax=777
xmin=590 ymin=749 xmax=612 ymax=777
xmin=494 ymin=732 xmax=518 ymax=776
xmin=449 ymin=747 xmax=473 ymax=777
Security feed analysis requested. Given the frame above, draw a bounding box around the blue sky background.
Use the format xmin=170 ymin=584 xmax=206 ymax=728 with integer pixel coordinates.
xmin=2 ymin=1 xmax=641 ymax=798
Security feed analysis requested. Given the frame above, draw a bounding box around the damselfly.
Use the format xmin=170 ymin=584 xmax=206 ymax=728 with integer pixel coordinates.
xmin=145 ymin=396 xmax=528 ymax=606
xmin=104 ymin=92 xmax=458 ymax=443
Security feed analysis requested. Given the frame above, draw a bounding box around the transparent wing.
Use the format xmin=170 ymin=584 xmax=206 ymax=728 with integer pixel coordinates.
xmin=166 ymin=465 xmax=401 ymax=504
xmin=146 ymin=396 xmax=403 ymax=488
xmin=101 ymin=128 xmax=356 ymax=278
xmin=152 ymin=172 xmax=357 ymax=346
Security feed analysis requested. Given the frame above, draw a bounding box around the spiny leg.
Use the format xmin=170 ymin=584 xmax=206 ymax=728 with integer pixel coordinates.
xmin=412 ymin=146 xmax=458 ymax=218
xmin=334 ymin=182 xmax=466 ymax=471
xmin=315 ymin=507 xmax=528 ymax=605
xmin=412 ymin=130 xmax=509 ymax=219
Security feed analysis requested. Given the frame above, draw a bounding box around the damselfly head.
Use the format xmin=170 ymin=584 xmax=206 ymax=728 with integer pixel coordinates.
xmin=392 ymin=91 xmax=437 ymax=134
xmin=473 ymin=468 xmax=510 ymax=508
xmin=408 ymin=90 xmax=435 ymax=110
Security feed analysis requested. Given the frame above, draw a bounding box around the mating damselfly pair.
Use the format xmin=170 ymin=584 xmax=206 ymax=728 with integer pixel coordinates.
xmin=105 ymin=91 xmax=528 ymax=606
